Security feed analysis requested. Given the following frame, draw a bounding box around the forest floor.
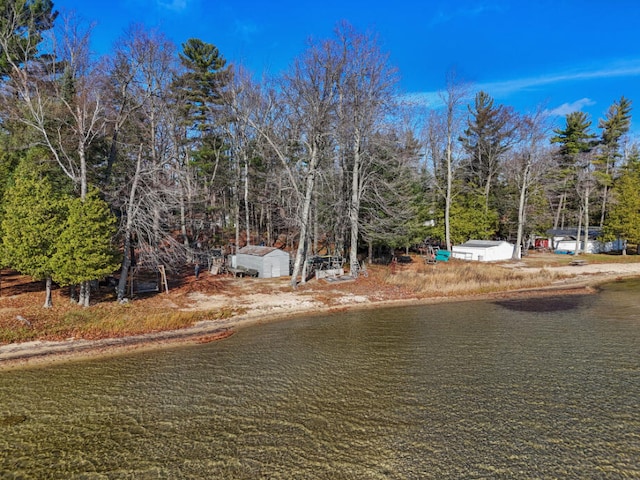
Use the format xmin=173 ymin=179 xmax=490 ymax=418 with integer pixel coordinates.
xmin=2 ymin=251 xmax=640 ymax=370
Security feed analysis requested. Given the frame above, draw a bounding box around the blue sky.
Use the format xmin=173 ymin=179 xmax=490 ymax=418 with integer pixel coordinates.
xmin=53 ymin=0 xmax=640 ymax=136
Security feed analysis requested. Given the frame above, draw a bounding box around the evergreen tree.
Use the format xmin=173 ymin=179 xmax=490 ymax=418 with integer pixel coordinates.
xmin=549 ymin=111 xmax=596 ymax=230
xmin=0 ymin=131 xmax=22 ymax=204
xmin=603 ymin=146 xmax=640 ymax=247
xmin=551 ymin=111 xmax=596 ymax=156
xmin=175 ymin=38 xmax=230 ymax=131
xmin=171 ymin=38 xmax=232 ymax=246
xmin=51 ymin=188 xmax=120 ymax=306
xmin=1 ymin=166 xmax=65 ymax=307
xmin=427 ymin=189 xmax=499 ymax=245
xmin=0 ymin=0 xmax=57 ymax=77
xmin=595 ymin=96 xmax=632 ymax=226
xmin=459 ymin=90 xmax=516 ymax=212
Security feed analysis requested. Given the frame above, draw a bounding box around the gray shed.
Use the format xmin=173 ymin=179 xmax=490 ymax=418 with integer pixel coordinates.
xmin=236 ymin=246 xmax=290 ymax=278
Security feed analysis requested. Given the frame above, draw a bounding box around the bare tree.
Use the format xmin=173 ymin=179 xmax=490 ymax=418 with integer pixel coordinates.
xmin=4 ymin=13 xmax=104 ymax=201
xmin=103 ymin=26 xmax=186 ymax=300
xmin=333 ymin=22 xmax=398 ymax=274
xmin=505 ymin=108 xmax=551 ymax=259
xmin=438 ymin=71 xmax=469 ymax=251
xmin=237 ymin=41 xmax=343 ymax=288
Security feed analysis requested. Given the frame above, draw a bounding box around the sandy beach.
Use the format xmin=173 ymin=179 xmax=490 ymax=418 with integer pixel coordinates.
xmin=1 ymin=260 xmax=640 ymax=370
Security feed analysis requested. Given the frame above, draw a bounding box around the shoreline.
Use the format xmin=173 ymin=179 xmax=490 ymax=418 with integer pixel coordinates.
xmin=1 ymin=264 xmax=632 ymax=371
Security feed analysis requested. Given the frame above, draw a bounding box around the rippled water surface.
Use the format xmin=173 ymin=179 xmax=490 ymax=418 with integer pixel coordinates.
xmin=1 ymin=280 xmax=639 ymax=478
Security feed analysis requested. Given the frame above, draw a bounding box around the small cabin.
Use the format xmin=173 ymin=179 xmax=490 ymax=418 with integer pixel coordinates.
xmin=236 ymin=246 xmax=290 ymax=278
xmin=451 ymin=240 xmax=515 ymax=262
xmin=546 ymin=227 xmax=625 ymax=254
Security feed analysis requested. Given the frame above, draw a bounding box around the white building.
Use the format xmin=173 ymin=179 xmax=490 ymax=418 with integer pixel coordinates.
xmin=451 ymin=240 xmax=516 ymax=262
xmin=553 ymin=237 xmax=626 ymax=254
xmin=236 ymin=246 xmax=290 ymax=278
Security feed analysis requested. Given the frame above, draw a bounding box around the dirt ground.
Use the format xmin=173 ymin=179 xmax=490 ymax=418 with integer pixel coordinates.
xmin=2 ymin=253 xmax=640 ymax=369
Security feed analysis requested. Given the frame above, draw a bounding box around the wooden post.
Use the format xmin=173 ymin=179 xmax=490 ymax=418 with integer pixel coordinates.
xmin=158 ymin=265 xmax=169 ymax=293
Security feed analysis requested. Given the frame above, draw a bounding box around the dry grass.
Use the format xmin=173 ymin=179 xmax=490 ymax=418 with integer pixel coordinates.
xmin=0 ymin=269 xmax=244 ymax=344
xmin=521 ymin=251 xmax=640 ymax=267
xmin=381 ymin=259 xmax=563 ymax=297
xmin=1 ymin=250 xmax=639 ymax=345
xmin=0 ymin=302 xmax=243 ymax=344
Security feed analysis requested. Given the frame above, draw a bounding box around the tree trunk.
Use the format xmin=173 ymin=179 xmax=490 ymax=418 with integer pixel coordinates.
xmin=84 ymin=280 xmax=91 ymax=307
xmin=513 ymin=161 xmax=530 ymax=260
xmin=583 ymin=185 xmax=590 ymax=254
xmin=78 ymin=281 xmax=85 ymax=307
xmin=234 ymin=192 xmax=240 ymax=251
xmin=349 ymin=134 xmax=362 ymax=276
xmin=69 ymin=284 xmax=78 ymax=303
xmin=483 ymin=171 xmax=492 ymax=214
xmin=599 ymin=183 xmax=608 ymax=228
xmin=117 ymin=146 xmax=143 ymax=301
xmin=300 ymin=239 xmax=309 ymax=284
xmin=243 ymin=153 xmax=250 ymax=245
xmin=574 ymin=207 xmax=583 ymax=256
xmin=78 ymin=131 xmax=89 ymax=307
xmin=105 ymin=129 xmax=119 ymax=184
xmin=78 ymin=280 xmax=90 ymax=307
xmin=77 ymin=106 xmax=88 ymax=201
xmin=290 ymin=144 xmax=320 ymax=289
xmin=553 ymin=192 xmax=565 ymax=230
xmin=180 ymin=194 xmax=189 ymax=248
xmin=43 ymin=276 xmax=53 ymax=308
xmin=117 ymin=233 xmax=132 ymax=302
xmin=445 ymin=136 xmax=453 ymax=251
xmin=313 ymin=191 xmax=318 ymax=255
xmin=266 ymin=199 xmax=272 ymax=246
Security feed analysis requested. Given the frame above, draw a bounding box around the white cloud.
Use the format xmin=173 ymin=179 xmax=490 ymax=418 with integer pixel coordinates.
xmin=157 ymin=0 xmax=188 ymax=12
xmin=545 ymin=98 xmax=596 ymax=117
xmin=400 ymin=91 xmax=445 ymax=108
xmin=404 ymin=59 xmax=640 ymax=108
xmin=428 ymin=2 xmax=506 ymax=28
xmin=476 ymin=61 xmax=640 ymax=98
xmin=234 ymin=19 xmax=260 ymax=43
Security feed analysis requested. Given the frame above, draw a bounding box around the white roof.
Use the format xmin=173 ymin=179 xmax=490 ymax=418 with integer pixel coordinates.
xmin=459 ymin=240 xmax=509 ymax=249
xmin=237 ymin=246 xmax=288 ymax=257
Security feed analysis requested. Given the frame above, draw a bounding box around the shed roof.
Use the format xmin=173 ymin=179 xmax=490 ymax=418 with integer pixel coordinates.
xmin=237 ymin=246 xmax=285 ymax=257
xmin=459 ymin=240 xmax=509 ymax=249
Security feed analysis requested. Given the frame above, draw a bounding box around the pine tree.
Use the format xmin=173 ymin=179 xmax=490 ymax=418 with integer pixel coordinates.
xmin=603 ymin=146 xmax=640 ymax=248
xmin=175 ymin=38 xmax=230 ymax=132
xmin=459 ymin=90 xmax=516 ymax=212
xmin=551 ymin=111 xmax=596 ymax=156
xmin=51 ymin=188 xmax=120 ymax=307
xmin=171 ymin=38 xmax=232 ymax=249
xmin=0 ymin=0 xmax=57 ymax=76
xmin=550 ymin=111 xmax=596 ymax=231
xmin=1 ymin=167 xmax=65 ymax=307
xmin=595 ymin=96 xmax=632 ymax=226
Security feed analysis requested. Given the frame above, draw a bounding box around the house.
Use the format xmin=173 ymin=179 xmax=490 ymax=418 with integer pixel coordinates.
xmin=235 ymin=246 xmax=290 ymax=278
xmin=547 ymin=228 xmax=626 ymax=254
xmin=451 ymin=240 xmax=516 ymax=262
xmin=552 ymin=237 xmax=626 ymax=254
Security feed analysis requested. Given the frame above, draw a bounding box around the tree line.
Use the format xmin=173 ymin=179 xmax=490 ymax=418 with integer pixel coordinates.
xmin=0 ymin=1 xmax=636 ymax=307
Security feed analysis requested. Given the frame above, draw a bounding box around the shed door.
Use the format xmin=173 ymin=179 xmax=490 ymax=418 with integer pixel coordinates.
xmin=271 ymin=262 xmax=280 ymax=277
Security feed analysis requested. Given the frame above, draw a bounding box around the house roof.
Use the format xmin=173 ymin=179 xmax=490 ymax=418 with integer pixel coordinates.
xmin=547 ymin=228 xmax=601 ymax=238
xmin=237 ymin=246 xmax=285 ymax=257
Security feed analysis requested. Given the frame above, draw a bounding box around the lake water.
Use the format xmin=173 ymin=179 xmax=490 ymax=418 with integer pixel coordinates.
xmin=1 ymin=280 xmax=639 ymax=479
